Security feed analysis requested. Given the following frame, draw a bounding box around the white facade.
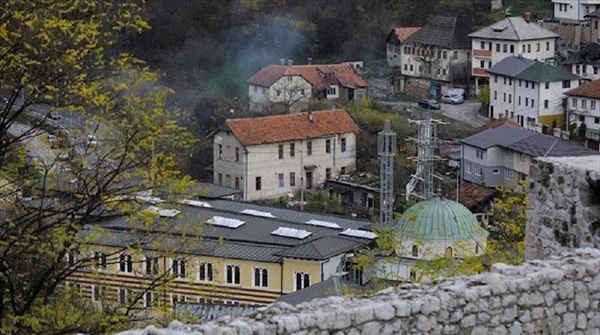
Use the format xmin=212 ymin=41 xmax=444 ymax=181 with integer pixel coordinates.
xmin=248 ymin=75 xmax=312 ymax=112
xmin=213 ymin=131 xmax=357 ymax=201
xmin=553 ymin=0 xmax=600 ymax=22
xmin=400 ymin=45 xmax=470 ymax=83
xmin=571 ymin=63 xmax=600 ymax=80
xmin=489 ymin=73 xmax=579 ymax=130
xmin=566 ymin=95 xmax=600 ymax=145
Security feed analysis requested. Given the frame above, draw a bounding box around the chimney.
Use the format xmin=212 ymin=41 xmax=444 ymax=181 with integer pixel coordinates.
xmin=307 ymin=111 xmax=314 ymax=122
xmin=307 ymin=57 xmax=313 ymax=65
xmin=523 ymin=12 xmax=532 ymax=23
xmin=280 ymin=58 xmax=286 ymax=65
xmin=287 ymin=59 xmax=294 ymax=66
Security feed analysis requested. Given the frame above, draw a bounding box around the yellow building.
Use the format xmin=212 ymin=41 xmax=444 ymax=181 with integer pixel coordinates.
xmin=66 ymin=199 xmax=374 ymax=307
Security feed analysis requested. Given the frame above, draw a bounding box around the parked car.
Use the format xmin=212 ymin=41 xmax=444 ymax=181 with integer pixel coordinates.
xmin=441 ymin=94 xmax=464 ymax=105
xmin=418 ymin=99 xmax=441 ymax=110
xmin=446 ymin=88 xmax=465 ymax=99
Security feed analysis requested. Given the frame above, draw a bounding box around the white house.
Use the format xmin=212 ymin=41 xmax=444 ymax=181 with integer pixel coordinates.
xmin=487 ymin=56 xmax=580 ymax=131
xmin=553 ymin=0 xmax=600 ymax=22
xmin=565 ymin=42 xmax=600 ymax=81
xmin=565 ymin=79 xmax=600 ymax=150
xmin=386 ymin=27 xmax=420 ymax=67
xmin=468 ymin=14 xmax=559 ymax=96
xmin=395 ymin=16 xmax=471 ymax=96
xmin=211 ymin=109 xmax=359 ymax=201
xmin=247 ymin=62 xmax=367 ymax=112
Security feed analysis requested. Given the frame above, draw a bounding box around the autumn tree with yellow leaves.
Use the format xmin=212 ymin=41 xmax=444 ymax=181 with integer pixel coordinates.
xmin=0 ymin=1 xmax=197 ymax=333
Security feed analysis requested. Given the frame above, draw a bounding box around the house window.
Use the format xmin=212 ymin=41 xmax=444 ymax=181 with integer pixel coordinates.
xmin=525 ymin=81 xmax=529 ymax=88
xmin=171 ymin=294 xmax=186 ymax=305
xmin=235 ymin=177 xmax=240 ymax=190
xmin=325 ymin=139 xmax=331 ymax=153
xmin=474 ymin=166 xmax=482 ymax=176
xmin=404 ymin=64 xmax=408 ymax=71
xmin=226 ymin=265 xmax=241 ymax=284
xmin=503 ymin=92 xmax=506 ymax=102
xmin=504 ymin=169 xmax=512 ymax=180
xmin=412 ymin=245 xmax=418 ymax=257
xmin=573 ymin=98 xmax=578 ymax=107
xmin=290 ymin=143 xmax=295 ymax=157
xmin=218 ymin=144 xmax=222 ymax=159
xmin=592 ymin=101 xmax=597 ymax=110
xmin=480 ymin=41 xmax=485 ymax=49
xmin=525 ymin=97 xmax=529 ymax=107
xmin=290 ymin=172 xmax=296 ymax=187
xmin=341 ymin=138 xmax=347 ymax=152
xmin=493 ymin=169 xmax=500 ymax=174
xmin=488 ymin=42 xmax=492 ymax=50
xmin=503 ymin=77 xmax=506 ymax=85
xmin=278 ymin=173 xmax=284 ymax=188
xmin=445 ymin=247 xmax=453 ymax=258
xmin=326 ymin=168 xmax=332 ymax=179
xmin=545 ymin=82 xmax=549 ymax=89
xmin=536 ymin=43 xmax=540 ymax=52
xmin=94 ymin=251 xmax=107 ymax=269
xmin=119 ymin=254 xmax=133 ymax=273
xmin=117 ymin=288 xmax=131 ymax=306
xmin=496 ymin=43 xmax=500 ymax=52
xmin=510 ymin=45 xmax=514 ymax=53
xmin=494 ymin=75 xmax=497 ymax=83
xmin=527 ymin=44 xmax=531 ymax=53
xmin=295 ymin=272 xmax=311 ymax=291
xmin=465 ymin=161 xmax=472 ymax=174
xmin=480 ymin=60 xmax=485 ymax=68
xmin=509 ymin=78 xmax=512 ymax=86
xmin=494 ymin=91 xmax=497 ymax=100
xmin=531 ymin=82 xmax=535 ymax=90
xmin=509 ymin=94 xmax=512 ymax=103
xmin=544 ymin=100 xmax=549 ymax=109
xmin=255 ymin=176 xmax=261 ymax=191
xmin=171 ymin=258 xmax=186 ymax=279
xmin=476 ymin=150 xmax=483 ymax=159
xmin=442 ymin=50 xmax=447 ymax=59
xmin=144 ymin=291 xmax=154 ymax=308
xmin=582 ymin=99 xmax=587 ymax=108
xmin=341 ymin=166 xmax=346 ymax=175
xmin=595 ymin=117 xmax=600 ymax=124
xmin=278 ymin=144 xmax=283 ymax=159
xmin=92 ymin=285 xmax=103 ymax=302
xmin=253 ymin=268 xmax=268 ymax=287
xmin=595 ymin=67 xmax=599 ymax=75
xmin=326 ymin=86 xmax=337 ymax=96
xmin=522 ymin=45 xmax=526 ymax=53
xmin=546 ymin=41 xmax=550 ymax=50
xmin=235 ymin=148 xmax=240 ymax=162
xmin=199 ymin=262 xmax=213 ymax=282
xmin=531 ymin=99 xmax=535 ymax=107
xmin=307 ymin=141 xmax=312 ymax=155
xmin=218 ymin=173 xmax=222 ymax=186
xmin=580 ymin=115 xmax=585 ymax=122
xmin=518 ymin=96 xmax=521 ymax=105
xmin=145 ymin=256 xmax=159 ymax=275
xmin=563 ymin=80 xmax=571 ymax=88
xmin=452 ymin=50 xmax=458 ymax=59
xmin=503 ymin=44 xmax=507 ymax=53
xmin=67 ymin=250 xmax=78 ymax=267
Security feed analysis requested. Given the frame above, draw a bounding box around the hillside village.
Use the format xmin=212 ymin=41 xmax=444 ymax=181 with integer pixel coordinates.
xmin=1 ymin=0 xmax=600 ymax=333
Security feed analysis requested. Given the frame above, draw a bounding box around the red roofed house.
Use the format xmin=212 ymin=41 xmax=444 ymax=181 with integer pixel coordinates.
xmin=247 ymin=60 xmax=368 ymax=112
xmin=211 ymin=109 xmax=359 ymax=201
xmin=386 ymin=27 xmax=421 ymax=67
xmin=565 ymin=79 xmax=600 ymax=151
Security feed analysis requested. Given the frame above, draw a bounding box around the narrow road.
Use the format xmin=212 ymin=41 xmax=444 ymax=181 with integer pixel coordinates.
xmin=375 ymin=100 xmax=488 ymax=128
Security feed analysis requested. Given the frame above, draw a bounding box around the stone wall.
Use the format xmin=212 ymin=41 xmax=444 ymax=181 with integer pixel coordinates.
xmin=121 ymin=248 xmax=600 ymax=335
xmin=526 ymin=156 xmax=600 ymax=260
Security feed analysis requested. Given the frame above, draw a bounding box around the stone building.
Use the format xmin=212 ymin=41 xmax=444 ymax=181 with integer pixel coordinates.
xmin=211 ymin=110 xmax=359 ymax=201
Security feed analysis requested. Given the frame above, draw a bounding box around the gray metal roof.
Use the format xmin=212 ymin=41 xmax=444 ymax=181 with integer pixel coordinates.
xmin=486 ymin=56 xmax=536 ymax=77
xmin=461 ymin=124 xmax=599 ymax=157
xmin=83 ymin=199 xmax=373 ymax=263
xmin=406 ymin=16 xmax=471 ymax=49
xmin=275 ymin=236 xmax=365 ymax=260
xmin=468 ymin=17 xmax=559 ymax=41
xmin=276 ymin=276 xmax=362 ymax=305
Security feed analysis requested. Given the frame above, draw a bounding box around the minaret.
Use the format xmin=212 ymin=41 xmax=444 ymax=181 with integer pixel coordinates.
xmin=405 ymin=118 xmax=445 ymax=200
xmin=378 ymin=120 xmax=396 ymax=225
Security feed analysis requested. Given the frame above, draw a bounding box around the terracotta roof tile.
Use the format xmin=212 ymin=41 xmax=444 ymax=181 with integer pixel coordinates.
xmin=446 ymin=182 xmax=496 ymax=209
xmin=566 ymin=79 xmax=600 ymax=99
xmin=389 ymin=27 xmax=421 ymax=43
xmin=247 ymin=64 xmax=367 ymax=90
xmin=226 ymin=109 xmax=359 ymax=146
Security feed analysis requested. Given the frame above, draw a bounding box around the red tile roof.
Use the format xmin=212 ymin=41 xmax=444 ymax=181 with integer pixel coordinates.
xmin=392 ymin=27 xmax=421 ymax=43
xmin=226 ymin=109 xmax=359 ymax=146
xmin=474 ymin=118 xmax=519 ymax=133
xmin=247 ymin=63 xmax=367 ymax=90
xmin=566 ymin=79 xmax=600 ymax=99
xmin=446 ymin=182 xmax=496 ymax=209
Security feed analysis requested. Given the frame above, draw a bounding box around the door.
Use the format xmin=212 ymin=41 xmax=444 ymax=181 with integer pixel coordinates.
xmin=306 ymin=172 xmax=313 ymax=189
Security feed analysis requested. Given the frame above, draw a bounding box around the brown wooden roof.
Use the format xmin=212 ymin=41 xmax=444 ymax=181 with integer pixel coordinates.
xmin=387 ymin=27 xmax=421 ymax=45
xmin=566 ymin=79 xmax=600 ymax=99
xmin=447 ymin=183 xmax=496 ymax=210
xmin=225 ymin=109 xmax=359 ymax=146
xmin=247 ymin=63 xmax=367 ymax=90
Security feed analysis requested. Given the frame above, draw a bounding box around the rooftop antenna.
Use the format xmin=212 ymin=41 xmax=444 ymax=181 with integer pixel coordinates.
xmin=378 ymin=120 xmax=396 ymax=225
xmin=405 ymin=118 xmax=447 ymax=200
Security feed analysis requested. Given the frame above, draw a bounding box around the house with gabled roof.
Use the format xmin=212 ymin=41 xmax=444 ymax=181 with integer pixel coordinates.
xmin=468 ymin=14 xmax=559 ymax=96
xmin=211 ymin=109 xmax=359 ymax=201
xmin=395 ymin=16 xmax=471 ymax=96
xmin=247 ymin=61 xmax=367 ymax=112
xmin=487 ymin=56 xmax=580 ymax=131
xmin=565 ymin=79 xmax=600 ymax=151
xmin=386 ymin=27 xmax=421 ymax=68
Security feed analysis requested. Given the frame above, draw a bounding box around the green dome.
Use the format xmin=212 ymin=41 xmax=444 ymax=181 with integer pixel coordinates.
xmin=394 ymin=197 xmax=488 ymax=240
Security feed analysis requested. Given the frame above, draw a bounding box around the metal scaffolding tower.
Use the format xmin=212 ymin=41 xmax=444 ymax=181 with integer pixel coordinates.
xmin=405 ymin=118 xmax=446 ymax=200
xmin=378 ymin=120 xmax=396 ymax=225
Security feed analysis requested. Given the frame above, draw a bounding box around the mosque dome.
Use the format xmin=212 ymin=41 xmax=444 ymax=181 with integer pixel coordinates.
xmin=394 ymin=197 xmax=488 ymax=241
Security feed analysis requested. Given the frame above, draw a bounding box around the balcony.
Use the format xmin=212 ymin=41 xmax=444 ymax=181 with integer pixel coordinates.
xmin=472 ymin=68 xmax=489 ymax=77
xmin=473 ymin=49 xmax=492 ymax=58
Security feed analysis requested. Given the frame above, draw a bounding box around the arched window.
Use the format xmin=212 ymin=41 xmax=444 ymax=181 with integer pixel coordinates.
xmin=445 ymin=247 xmax=453 ymax=259
xmin=412 ymin=245 xmax=419 ymax=257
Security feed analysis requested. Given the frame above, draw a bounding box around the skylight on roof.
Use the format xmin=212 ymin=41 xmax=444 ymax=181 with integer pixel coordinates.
xmin=179 ymin=199 xmax=212 ymax=208
xmin=305 ymin=219 xmax=341 ymax=229
xmin=271 ymin=227 xmax=312 ymax=239
xmin=147 ymin=206 xmax=181 ymax=218
xmin=207 ymin=216 xmax=245 ymax=228
xmin=340 ymin=229 xmax=376 ymax=239
xmin=240 ymin=209 xmax=276 ymax=218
